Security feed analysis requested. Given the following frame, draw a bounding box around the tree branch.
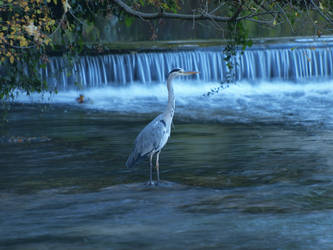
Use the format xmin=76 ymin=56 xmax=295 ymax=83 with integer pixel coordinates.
xmin=113 ymin=0 xmax=279 ymax=24
xmin=208 ymin=2 xmax=226 ymax=15
xmin=276 ymin=2 xmax=295 ymax=33
xmin=310 ymin=0 xmax=333 ymax=25
xmin=230 ymin=0 xmax=244 ymax=21
xmin=113 ymin=0 xmax=229 ymax=22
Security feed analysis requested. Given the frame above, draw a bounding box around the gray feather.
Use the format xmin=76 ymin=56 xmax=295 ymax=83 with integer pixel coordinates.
xmin=126 ymin=114 xmax=168 ymax=168
xmin=125 ymin=150 xmax=142 ymax=168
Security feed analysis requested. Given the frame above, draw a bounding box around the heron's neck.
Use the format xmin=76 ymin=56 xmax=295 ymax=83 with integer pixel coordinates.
xmin=163 ymin=75 xmax=175 ymax=120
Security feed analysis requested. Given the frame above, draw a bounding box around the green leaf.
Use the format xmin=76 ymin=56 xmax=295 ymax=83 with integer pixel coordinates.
xmin=246 ymin=39 xmax=253 ymax=47
xmin=124 ymin=16 xmax=134 ymax=28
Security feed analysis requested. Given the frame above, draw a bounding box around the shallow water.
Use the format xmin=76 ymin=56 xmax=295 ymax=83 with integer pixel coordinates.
xmin=1 ymin=96 xmax=333 ymax=249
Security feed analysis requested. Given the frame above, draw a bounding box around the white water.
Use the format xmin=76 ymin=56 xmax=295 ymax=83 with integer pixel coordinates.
xmin=44 ymin=41 xmax=333 ymax=88
xmin=25 ymin=41 xmax=332 ymax=128
xmin=15 ymin=79 xmax=333 ymax=127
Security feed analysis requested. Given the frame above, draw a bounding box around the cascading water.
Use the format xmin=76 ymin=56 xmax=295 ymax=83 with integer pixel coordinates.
xmin=44 ymin=40 xmax=333 ymax=89
xmin=18 ymin=38 xmax=333 ymax=128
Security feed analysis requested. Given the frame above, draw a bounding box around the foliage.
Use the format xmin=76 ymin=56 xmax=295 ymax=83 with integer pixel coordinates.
xmin=0 ymin=0 xmax=117 ymax=100
xmin=0 ymin=0 xmax=66 ymax=99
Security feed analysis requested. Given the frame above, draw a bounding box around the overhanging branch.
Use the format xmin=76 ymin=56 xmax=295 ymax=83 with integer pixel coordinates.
xmin=113 ymin=0 xmax=276 ymax=23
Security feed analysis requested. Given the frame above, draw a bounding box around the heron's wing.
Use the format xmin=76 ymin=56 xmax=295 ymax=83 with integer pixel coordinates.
xmin=134 ymin=114 xmax=168 ymax=157
xmin=126 ymin=114 xmax=169 ymax=168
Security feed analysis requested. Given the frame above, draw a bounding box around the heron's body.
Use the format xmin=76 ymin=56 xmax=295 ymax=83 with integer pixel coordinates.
xmin=125 ymin=114 xmax=171 ymax=168
xmin=125 ymin=68 xmax=198 ymax=185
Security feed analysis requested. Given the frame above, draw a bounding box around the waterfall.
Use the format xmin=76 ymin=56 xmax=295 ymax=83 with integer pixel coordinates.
xmin=44 ymin=42 xmax=333 ymax=89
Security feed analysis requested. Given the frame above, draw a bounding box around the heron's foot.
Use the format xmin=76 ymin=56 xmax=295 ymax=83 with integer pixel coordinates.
xmin=145 ymin=180 xmax=161 ymax=186
xmin=146 ymin=181 xmax=155 ymax=186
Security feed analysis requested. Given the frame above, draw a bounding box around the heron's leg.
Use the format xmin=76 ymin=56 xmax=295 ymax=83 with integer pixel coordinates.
xmin=156 ymin=151 xmax=160 ymax=184
xmin=148 ymin=152 xmax=154 ymax=185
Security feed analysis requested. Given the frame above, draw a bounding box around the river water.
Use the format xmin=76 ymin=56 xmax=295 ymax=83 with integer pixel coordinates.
xmin=3 ymin=37 xmax=333 ymax=249
xmin=1 ymin=77 xmax=333 ymax=249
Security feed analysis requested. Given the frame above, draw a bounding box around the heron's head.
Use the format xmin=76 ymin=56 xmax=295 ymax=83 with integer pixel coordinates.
xmin=168 ymin=68 xmax=199 ymax=77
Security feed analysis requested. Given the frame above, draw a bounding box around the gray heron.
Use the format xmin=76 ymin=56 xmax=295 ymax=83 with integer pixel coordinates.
xmin=125 ymin=68 xmax=199 ymax=185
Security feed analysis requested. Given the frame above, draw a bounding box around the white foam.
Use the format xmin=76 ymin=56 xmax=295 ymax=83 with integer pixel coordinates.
xmin=13 ymin=79 xmax=333 ymax=126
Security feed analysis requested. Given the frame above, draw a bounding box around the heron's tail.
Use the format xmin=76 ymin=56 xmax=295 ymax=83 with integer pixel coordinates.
xmin=125 ymin=151 xmax=141 ymax=168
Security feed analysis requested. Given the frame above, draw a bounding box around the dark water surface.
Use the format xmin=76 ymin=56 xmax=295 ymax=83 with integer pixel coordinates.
xmin=1 ymin=103 xmax=333 ymax=249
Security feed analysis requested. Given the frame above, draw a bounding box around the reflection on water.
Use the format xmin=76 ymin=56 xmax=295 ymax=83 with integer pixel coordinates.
xmin=1 ymin=104 xmax=333 ymax=249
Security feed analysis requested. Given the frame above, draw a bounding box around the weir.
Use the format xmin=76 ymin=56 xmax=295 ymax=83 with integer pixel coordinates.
xmin=44 ymin=40 xmax=333 ymax=89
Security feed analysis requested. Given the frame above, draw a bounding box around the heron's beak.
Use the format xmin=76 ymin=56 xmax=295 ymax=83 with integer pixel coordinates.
xmin=182 ymin=71 xmax=200 ymax=75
